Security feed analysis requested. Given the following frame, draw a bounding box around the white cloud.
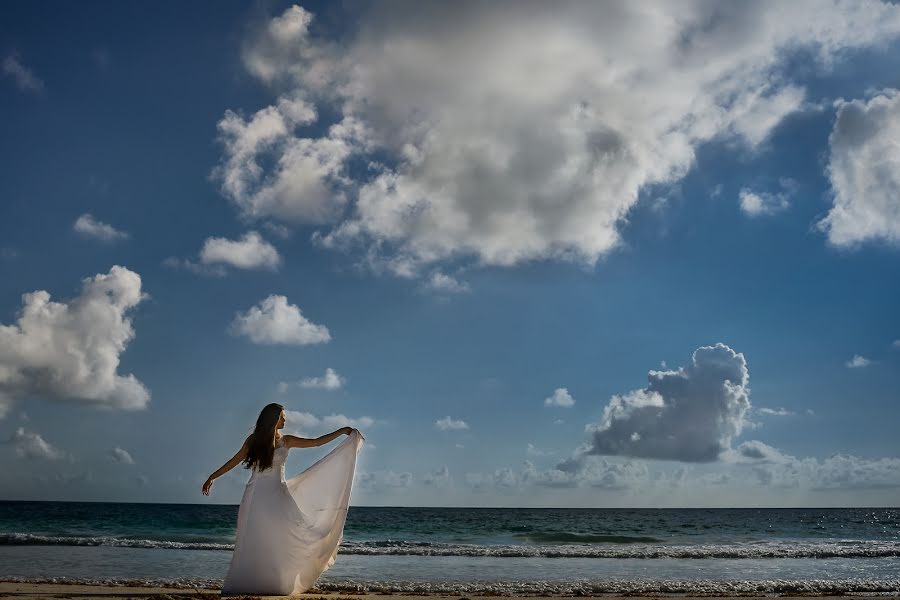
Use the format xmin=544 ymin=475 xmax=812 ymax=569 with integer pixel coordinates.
xmin=199 ymin=231 xmax=282 ymax=270
xmin=220 ymin=2 xmax=900 ymax=279
xmin=358 ymin=469 xmax=413 ymax=488
xmin=2 ymin=53 xmax=44 ymax=93
xmin=422 ymin=465 xmax=452 ymax=487
xmin=107 ymin=446 xmax=135 ymax=465
xmin=466 ymin=457 xmax=648 ymax=490
xmin=583 ymin=343 xmax=750 ymax=462
xmin=892 ymin=339 xmax=900 ymax=349
xmin=230 ymin=294 xmax=330 ymax=345
xmin=818 ymin=89 xmax=900 ymax=247
xmin=728 ymin=440 xmax=792 ymax=464
xmin=551 ymin=456 xmax=650 ymax=489
xmin=211 ymin=91 xmax=363 ymax=224
xmin=423 ymin=272 xmax=471 ymax=294
xmin=733 ymin=442 xmax=900 ymax=490
xmin=298 ymin=367 xmax=344 ymax=390
xmin=0 ymin=266 xmax=150 ymax=417
xmin=738 ymin=179 xmax=797 ymax=217
xmin=544 ymin=387 xmax=575 ymax=407
xmin=845 ymin=354 xmax=872 ymax=368
xmin=435 ymin=416 xmax=469 ymax=431
xmin=757 ymin=407 xmax=794 ymax=416
xmin=73 ymin=214 xmax=129 ymax=242
xmin=6 ymin=428 xmax=65 ymax=460
xmin=283 ymin=410 xmax=374 ymax=436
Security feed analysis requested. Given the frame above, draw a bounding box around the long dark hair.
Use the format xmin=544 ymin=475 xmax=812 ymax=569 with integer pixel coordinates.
xmin=242 ymin=402 xmax=283 ymax=472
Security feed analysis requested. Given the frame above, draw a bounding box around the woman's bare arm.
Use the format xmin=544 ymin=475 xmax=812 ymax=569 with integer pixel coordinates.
xmin=285 ymin=427 xmax=353 ymax=449
xmin=202 ymin=437 xmax=250 ymax=496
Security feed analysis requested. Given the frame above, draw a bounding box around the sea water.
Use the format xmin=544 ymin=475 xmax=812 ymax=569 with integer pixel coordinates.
xmin=1 ymin=502 xmax=898 ymax=594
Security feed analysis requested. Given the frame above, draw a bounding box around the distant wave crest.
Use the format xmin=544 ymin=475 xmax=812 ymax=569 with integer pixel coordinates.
xmin=2 ymin=533 xmax=899 ymax=559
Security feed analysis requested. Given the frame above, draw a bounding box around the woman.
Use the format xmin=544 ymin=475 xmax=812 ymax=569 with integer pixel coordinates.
xmin=202 ymin=403 xmax=365 ymax=596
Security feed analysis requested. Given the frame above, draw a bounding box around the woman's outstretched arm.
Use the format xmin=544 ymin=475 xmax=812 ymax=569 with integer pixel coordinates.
xmin=202 ymin=437 xmax=250 ymax=496
xmin=285 ymin=427 xmax=354 ymax=449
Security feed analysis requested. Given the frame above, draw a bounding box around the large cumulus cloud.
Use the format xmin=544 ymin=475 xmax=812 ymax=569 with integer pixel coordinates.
xmin=585 ymin=343 xmax=750 ymax=462
xmin=0 ymin=266 xmax=150 ymax=417
xmin=818 ymin=89 xmax=900 ymax=247
xmin=213 ymin=1 xmax=900 ymax=277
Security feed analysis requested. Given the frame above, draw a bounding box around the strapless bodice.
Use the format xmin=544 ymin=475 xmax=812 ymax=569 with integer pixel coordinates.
xmin=248 ymin=439 xmax=289 ymax=481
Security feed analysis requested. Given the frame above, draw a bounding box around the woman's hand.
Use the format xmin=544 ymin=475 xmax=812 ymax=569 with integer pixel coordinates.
xmin=202 ymin=476 xmax=214 ymax=496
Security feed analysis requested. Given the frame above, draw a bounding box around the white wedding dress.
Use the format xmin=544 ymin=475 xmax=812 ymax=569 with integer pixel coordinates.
xmin=222 ymin=431 xmax=364 ymax=596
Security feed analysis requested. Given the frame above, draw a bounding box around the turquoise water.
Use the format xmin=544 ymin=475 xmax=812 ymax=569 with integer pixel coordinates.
xmin=1 ymin=502 xmax=898 ymax=594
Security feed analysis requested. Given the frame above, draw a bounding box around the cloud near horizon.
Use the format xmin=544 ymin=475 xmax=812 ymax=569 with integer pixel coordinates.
xmin=582 ymin=343 xmax=751 ymax=463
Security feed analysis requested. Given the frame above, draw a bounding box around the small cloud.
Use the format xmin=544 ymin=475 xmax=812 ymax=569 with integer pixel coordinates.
xmin=230 ymin=295 xmax=331 ymax=345
xmin=455 ymin=443 xmax=465 ymax=449
xmin=299 ymin=367 xmax=344 ymax=390
xmin=435 ymin=416 xmax=469 ymax=431
xmin=423 ymin=465 xmax=451 ymax=487
xmin=758 ymin=407 xmax=794 ymax=417
xmin=199 ymin=231 xmax=281 ymax=271
xmin=73 ymin=213 xmax=129 ymax=242
xmin=6 ymin=428 xmax=66 ymax=460
xmin=892 ymin=340 xmax=900 ymax=349
xmin=2 ymin=53 xmax=44 ymax=94
xmin=738 ymin=178 xmax=797 ymax=218
xmin=136 ymin=474 xmax=150 ymax=487
xmin=358 ymin=470 xmax=413 ymax=488
xmin=107 ymin=446 xmax=135 ymax=465
xmin=738 ymin=189 xmax=788 ymax=217
xmin=284 ymin=410 xmax=374 ymax=436
xmin=544 ymin=387 xmax=575 ymax=408
xmin=845 ymin=354 xmax=872 ymax=368
xmin=553 ymin=418 xmax=565 ymax=425
xmin=423 ymin=271 xmax=471 ymax=294
xmin=1 ymin=247 xmax=18 ymax=260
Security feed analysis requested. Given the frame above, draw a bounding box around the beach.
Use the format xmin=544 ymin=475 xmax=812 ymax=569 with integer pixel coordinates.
xmin=2 ymin=504 xmax=898 ymax=598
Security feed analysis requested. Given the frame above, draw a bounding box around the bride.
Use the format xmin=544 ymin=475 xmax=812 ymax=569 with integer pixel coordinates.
xmin=202 ymin=402 xmax=365 ymax=596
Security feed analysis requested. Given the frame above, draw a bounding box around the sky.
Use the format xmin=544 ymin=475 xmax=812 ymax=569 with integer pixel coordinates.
xmin=1 ymin=0 xmax=899 ymax=508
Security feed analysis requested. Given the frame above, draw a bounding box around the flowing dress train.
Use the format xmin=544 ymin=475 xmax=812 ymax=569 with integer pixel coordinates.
xmin=222 ymin=431 xmax=364 ymax=596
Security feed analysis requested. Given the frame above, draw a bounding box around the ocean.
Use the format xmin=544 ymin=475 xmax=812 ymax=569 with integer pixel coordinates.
xmin=1 ymin=502 xmax=898 ymax=594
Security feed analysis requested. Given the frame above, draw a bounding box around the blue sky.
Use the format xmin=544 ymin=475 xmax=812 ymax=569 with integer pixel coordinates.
xmin=1 ymin=1 xmax=899 ymax=507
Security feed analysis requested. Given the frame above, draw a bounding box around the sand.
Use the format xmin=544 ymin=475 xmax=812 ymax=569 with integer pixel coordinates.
xmin=1 ymin=583 xmax=899 ymax=600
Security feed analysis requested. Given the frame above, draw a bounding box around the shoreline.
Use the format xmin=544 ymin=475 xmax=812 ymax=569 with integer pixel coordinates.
xmin=2 ymin=581 xmax=900 ymax=600
xmin=2 ymin=583 xmax=899 ymax=600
